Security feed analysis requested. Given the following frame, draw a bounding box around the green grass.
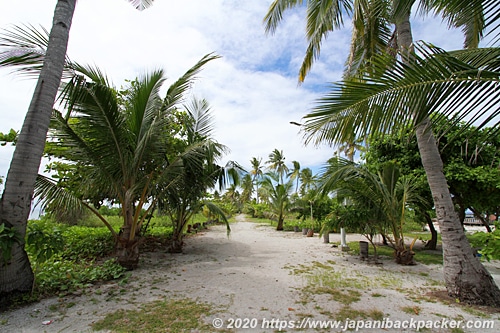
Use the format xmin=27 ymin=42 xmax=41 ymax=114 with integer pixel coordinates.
xmin=92 ymin=298 xmax=220 ymax=333
xmin=346 ymin=241 xmax=443 ymax=265
xmin=243 ymin=215 xmax=318 ymax=232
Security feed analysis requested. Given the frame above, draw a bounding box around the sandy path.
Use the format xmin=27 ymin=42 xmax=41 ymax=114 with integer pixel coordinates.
xmin=1 ymin=216 xmax=499 ymax=332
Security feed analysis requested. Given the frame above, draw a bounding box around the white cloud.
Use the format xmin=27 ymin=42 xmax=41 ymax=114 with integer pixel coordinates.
xmin=0 ymin=0 xmax=469 ymax=184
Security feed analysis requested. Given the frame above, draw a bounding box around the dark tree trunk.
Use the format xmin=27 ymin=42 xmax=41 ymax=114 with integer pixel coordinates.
xmin=168 ymin=237 xmax=184 ymax=253
xmin=424 ymin=213 xmax=438 ymax=250
xmin=0 ymin=0 xmax=76 ymax=294
xmin=168 ymin=224 xmax=184 ymax=253
xmin=470 ymin=207 xmax=492 ymax=233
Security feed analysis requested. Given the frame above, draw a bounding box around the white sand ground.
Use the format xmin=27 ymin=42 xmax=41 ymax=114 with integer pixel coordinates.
xmin=1 ymin=215 xmax=499 ymax=333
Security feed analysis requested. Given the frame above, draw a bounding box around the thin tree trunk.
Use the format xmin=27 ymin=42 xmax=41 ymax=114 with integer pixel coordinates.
xmin=416 ymin=118 xmax=500 ymax=306
xmin=0 ymin=0 xmax=76 ymax=294
xmin=424 ymin=213 xmax=437 ymax=250
xmin=470 ymin=207 xmax=492 ymax=233
xmin=276 ymin=214 xmax=284 ymax=231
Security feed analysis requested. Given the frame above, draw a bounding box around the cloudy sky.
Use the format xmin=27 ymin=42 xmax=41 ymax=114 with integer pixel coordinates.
xmin=0 ymin=0 xmax=466 ymax=184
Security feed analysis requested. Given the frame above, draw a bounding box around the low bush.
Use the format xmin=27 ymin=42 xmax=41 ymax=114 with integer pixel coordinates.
xmin=62 ymin=226 xmax=115 ymax=260
xmin=468 ymin=223 xmax=500 ymax=261
xmin=35 ymin=257 xmax=126 ymax=295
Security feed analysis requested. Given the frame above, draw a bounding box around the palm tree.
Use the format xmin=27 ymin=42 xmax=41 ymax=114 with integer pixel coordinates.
xmin=305 ymin=44 xmax=500 ymax=304
xmin=155 ymin=97 xmax=238 ymax=253
xmin=288 ymin=160 xmax=301 ymax=193
xmin=264 ymin=0 xmax=500 ymax=306
xmin=38 ymin=55 xmax=220 ymax=267
xmin=0 ymin=0 xmax=155 ymax=295
xmin=260 ymin=172 xmax=293 ymax=230
xmin=321 ymin=159 xmax=425 ymax=263
xmin=240 ymin=173 xmax=254 ymax=204
xmin=266 ymin=149 xmax=289 ymax=184
xmin=298 ymin=167 xmax=316 ymax=196
xmin=250 ymin=157 xmax=264 ymax=203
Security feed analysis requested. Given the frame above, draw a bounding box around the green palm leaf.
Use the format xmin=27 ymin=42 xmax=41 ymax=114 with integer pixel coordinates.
xmin=163 ymin=53 xmax=220 ymax=111
xmin=303 ymin=43 xmax=500 ymax=146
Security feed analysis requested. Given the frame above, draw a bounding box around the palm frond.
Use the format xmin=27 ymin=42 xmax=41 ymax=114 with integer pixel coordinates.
xmin=163 ymin=53 xmax=220 ymax=111
xmin=0 ymin=24 xmax=74 ymax=78
xmin=184 ymin=98 xmax=215 ymax=139
xmin=263 ymin=0 xmax=306 ymax=35
xmin=344 ymin=0 xmax=392 ymax=78
xmin=202 ymin=201 xmax=230 ymax=236
xmin=302 ymin=43 xmax=500 ymax=147
xmin=128 ymin=0 xmax=155 ymax=11
xmin=300 ymin=0 xmax=352 ymax=82
xmin=34 ymin=174 xmax=84 ymax=215
xmin=129 ymin=69 xmax=167 ymax=168
xmin=418 ymin=0 xmax=487 ymax=48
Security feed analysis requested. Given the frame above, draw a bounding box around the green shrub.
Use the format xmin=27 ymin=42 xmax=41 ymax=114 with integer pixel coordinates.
xmin=35 ymin=257 xmax=125 ymax=294
xmin=0 ymin=223 xmax=22 ymax=264
xmin=62 ymin=226 xmax=115 ymax=260
xmin=469 ymin=223 xmax=500 ymax=261
xmin=26 ymin=222 xmax=65 ymax=264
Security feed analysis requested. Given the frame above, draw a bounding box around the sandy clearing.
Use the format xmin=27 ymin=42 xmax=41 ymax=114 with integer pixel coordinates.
xmin=1 ymin=215 xmax=499 ymax=333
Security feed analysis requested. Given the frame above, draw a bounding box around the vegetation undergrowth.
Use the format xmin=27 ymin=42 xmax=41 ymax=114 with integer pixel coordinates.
xmin=92 ymin=297 xmax=224 ymax=333
xmin=346 ymin=241 xmax=443 ymax=265
xmin=3 ymin=213 xmax=194 ymax=309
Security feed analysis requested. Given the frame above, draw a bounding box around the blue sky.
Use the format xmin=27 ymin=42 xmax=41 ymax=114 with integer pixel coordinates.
xmin=0 ymin=0 xmax=467 ymax=190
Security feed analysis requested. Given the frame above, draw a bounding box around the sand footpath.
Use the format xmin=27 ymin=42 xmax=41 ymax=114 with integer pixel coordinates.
xmin=1 ymin=215 xmax=499 ymax=332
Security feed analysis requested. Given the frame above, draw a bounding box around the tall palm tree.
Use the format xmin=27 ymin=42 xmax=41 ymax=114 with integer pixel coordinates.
xmin=305 ymin=44 xmax=500 ymax=305
xmin=240 ymin=173 xmax=254 ymax=204
xmin=287 ymin=160 xmax=301 ymax=193
xmin=266 ymin=148 xmax=289 ymax=184
xmin=264 ymin=0 xmax=500 ymax=306
xmin=298 ymin=167 xmax=316 ymax=196
xmin=250 ymin=157 xmax=264 ymax=203
xmin=0 ymin=0 xmax=155 ymax=295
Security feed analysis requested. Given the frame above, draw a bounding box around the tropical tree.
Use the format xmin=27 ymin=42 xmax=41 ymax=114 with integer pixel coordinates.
xmin=240 ymin=173 xmax=254 ymax=204
xmin=37 ymin=54 xmax=220 ymax=268
xmin=266 ymin=149 xmax=289 ymax=184
xmin=260 ymin=172 xmax=293 ymax=230
xmin=250 ymin=157 xmax=264 ymax=203
xmin=0 ymin=0 xmax=154 ymax=295
xmin=264 ymin=0 xmax=500 ymax=306
xmin=321 ymin=158 xmax=424 ymax=264
xmin=153 ymin=97 xmax=240 ymax=253
xmin=298 ymin=167 xmax=316 ymax=196
xmin=304 ymin=44 xmax=500 ymax=305
xmin=287 ymin=160 xmax=301 ymax=194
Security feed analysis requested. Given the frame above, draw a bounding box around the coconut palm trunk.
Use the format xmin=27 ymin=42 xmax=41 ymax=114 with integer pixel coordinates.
xmin=0 ymin=0 xmax=76 ymax=294
xmin=395 ymin=11 xmax=500 ymax=305
xmin=415 ymin=118 xmax=500 ymax=305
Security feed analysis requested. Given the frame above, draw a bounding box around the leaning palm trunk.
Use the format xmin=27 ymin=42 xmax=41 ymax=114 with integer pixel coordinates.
xmin=0 ymin=0 xmax=76 ymax=294
xmin=416 ymin=118 xmax=500 ymax=306
xmin=395 ymin=13 xmax=500 ymax=305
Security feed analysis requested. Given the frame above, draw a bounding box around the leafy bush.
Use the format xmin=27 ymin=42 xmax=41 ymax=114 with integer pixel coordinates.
xmin=62 ymin=226 xmax=115 ymax=260
xmin=26 ymin=222 xmax=65 ymax=263
xmin=98 ymin=205 xmax=122 ymax=216
xmin=35 ymin=257 xmax=126 ymax=294
xmin=0 ymin=223 xmax=22 ymax=264
xmin=468 ymin=223 xmax=500 ymax=261
xmin=244 ymin=203 xmax=267 ymax=218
